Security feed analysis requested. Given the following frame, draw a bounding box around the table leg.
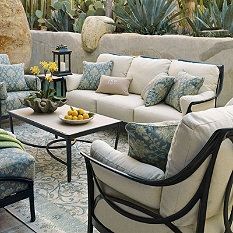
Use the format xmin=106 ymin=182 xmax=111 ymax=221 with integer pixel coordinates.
xmin=114 ymin=123 xmax=120 ymax=150
xmin=9 ymin=115 xmax=14 ymax=134
xmin=66 ymin=138 xmax=72 ymax=182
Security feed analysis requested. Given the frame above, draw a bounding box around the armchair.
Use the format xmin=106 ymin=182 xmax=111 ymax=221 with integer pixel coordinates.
xmin=0 ymin=54 xmax=41 ymax=126
xmin=81 ymin=105 xmax=233 ymax=233
xmin=0 ymin=130 xmax=35 ymax=222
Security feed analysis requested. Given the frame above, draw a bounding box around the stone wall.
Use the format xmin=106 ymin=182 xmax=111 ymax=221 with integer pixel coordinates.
xmin=31 ymin=30 xmax=233 ymax=106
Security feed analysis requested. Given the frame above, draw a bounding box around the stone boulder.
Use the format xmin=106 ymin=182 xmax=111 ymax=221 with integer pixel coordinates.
xmin=0 ymin=0 xmax=31 ymax=67
xmin=81 ymin=16 xmax=115 ymax=53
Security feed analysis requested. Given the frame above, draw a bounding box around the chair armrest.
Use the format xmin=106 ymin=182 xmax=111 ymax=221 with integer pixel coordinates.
xmin=89 ymin=140 xmax=164 ymax=209
xmin=180 ymin=91 xmax=216 ymax=115
xmin=226 ymin=98 xmax=233 ymax=106
xmin=0 ymin=82 xmax=7 ymax=100
xmin=65 ymin=74 xmax=83 ymax=92
xmin=24 ymin=75 xmax=41 ymax=91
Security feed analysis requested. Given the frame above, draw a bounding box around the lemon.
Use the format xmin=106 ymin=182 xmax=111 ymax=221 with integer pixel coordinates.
xmin=68 ymin=110 xmax=73 ymax=116
xmin=64 ymin=115 xmax=69 ymax=119
xmin=67 ymin=115 xmax=73 ymax=120
xmin=83 ymin=113 xmax=89 ymax=119
xmin=79 ymin=109 xmax=85 ymax=115
xmin=72 ymin=116 xmax=78 ymax=120
xmin=72 ymin=110 xmax=78 ymax=116
xmin=77 ymin=115 xmax=84 ymax=120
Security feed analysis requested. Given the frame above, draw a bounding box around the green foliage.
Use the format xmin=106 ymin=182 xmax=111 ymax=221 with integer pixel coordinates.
xmin=46 ymin=0 xmax=75 ymax=31
xmin=75 ymin=0 xmax=106 ymax=16
xmin=113 ymin=0 xmax=182 ymax=35
xmin=189 ymin=0 xmax=233 ymax=37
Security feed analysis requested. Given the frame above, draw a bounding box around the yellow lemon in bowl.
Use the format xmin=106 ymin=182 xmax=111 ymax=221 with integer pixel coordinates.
xmin=79 ymin=109 xmax=85 ymax=115
xmin=83 ymin=113 xmax=89 ymax=119
xmin=77 ymin=115 xmax=84 ymax=120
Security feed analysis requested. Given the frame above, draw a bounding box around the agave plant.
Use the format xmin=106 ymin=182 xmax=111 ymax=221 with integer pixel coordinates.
xmin=113 ymin=0 xmax=182 ymax=35
xmin=188 ymin=0 xmax=233 ymax=37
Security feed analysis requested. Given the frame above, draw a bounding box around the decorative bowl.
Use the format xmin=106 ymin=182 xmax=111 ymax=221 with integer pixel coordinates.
xmin=59 ymin=113 xmax=94 ymax=125
xmin=23 ymin=97 xmax=67 ymax=113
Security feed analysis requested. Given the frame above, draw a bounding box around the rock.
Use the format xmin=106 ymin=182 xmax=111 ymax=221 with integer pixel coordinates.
xmin=0 ymin=0 xmax=31 ymax=67
xmin=81 ymin=16 xmax=115 ymax=53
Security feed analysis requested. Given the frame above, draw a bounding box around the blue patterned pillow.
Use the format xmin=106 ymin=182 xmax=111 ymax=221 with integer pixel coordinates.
xmin=0 ymin=82 xmax=7 ymax=100
xmin=126 ymin=121 xmax=179 ymax=171
xmin=78 ymin=61 xmax=113 ymax=90
xmin=165 ymin=72 xmax=204 ymax=112
xmin=0 ymin=63 xmax=28 ymax=92
xmin=0 ymin=54 xmax=10 ymax=65
xmin=142 ymin=75 xmax=174 ymax=107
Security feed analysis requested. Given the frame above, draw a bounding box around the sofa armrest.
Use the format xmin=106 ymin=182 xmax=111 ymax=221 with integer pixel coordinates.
xmin=24 ymin=75 xmax=41 ymax=91
xmin=180 ymin=91 xmax=216 ymax=115
xmin=65 ymin=74 xmax=83 ymax=92
xmin=0 ymin=82 xmax=7 ymax=100
xmin=89 ymin=140 xmax=164 ymax=209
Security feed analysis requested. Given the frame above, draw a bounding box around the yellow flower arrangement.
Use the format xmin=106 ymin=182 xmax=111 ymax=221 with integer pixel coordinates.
xmin=29 ymin=61 xmax=59 ymax=100
xmin=30 ymin=66 xmax=40 ymax=75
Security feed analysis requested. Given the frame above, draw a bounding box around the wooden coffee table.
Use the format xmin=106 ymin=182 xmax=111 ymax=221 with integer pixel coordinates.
xmin=9 ymin=105 xmax=122 ymax=182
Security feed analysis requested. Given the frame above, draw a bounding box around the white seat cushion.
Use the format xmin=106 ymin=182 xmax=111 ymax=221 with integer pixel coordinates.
xmin=66 ymin=90 xmax=110 ymax=112
xmin=168 ymin=60 xmax=219 ymax=93
xmin=97 ymin=53 xmax=134 ymax=77
xmin=97 ymin=94 xmax=144 ymax=122
xmin=128 ymin=57 xmax=171 ymax=94
xmin=134 ymin=104 xmax=182 ymax=123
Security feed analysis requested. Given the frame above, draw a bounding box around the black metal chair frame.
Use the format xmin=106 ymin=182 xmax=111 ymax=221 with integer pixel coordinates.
xmin=0 ymin=177 xmax=35 ymax=222
xmin=81 ymin=128 xmax=233 ymax=233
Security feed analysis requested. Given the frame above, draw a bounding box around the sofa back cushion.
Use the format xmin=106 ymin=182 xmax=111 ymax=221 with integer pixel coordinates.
xmin=168 ymin=60 xmax=219 ymax=93
xmin=97 ymin=54 xmax=133 ymax=77
xmin=127 ymin=57 xmax=171 ymax=94
xmin=160 ymin=106 xmax=233 ymax=226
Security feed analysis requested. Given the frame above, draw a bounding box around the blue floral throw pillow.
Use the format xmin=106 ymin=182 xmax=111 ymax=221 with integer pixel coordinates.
xmin=126 ymin=121 xmax=179 ymax=171
xmin=78 ymin=61 xmax=113 ymax=90
xmin=165 ymin=72 xmax=204 ymax=112
xmin=0 ymin=54 xmax=10 ymax=65
xmin=142 ymin=75 xmax=175 ymax=107
xmin=0 ymin=63 xmax=28 ymax=92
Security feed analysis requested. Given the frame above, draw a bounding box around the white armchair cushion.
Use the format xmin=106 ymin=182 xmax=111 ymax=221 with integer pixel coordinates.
xmin=65 ymin=74 xmax=83 ymax=91
xmin=128 ymin=57 xmax=171 ymax=94
xmin=168 ymin=60 xmax=219 ymax=93
xmin=91 ymin=140 xmax=164 ymax=209
xmin=180 ymin=90 xmax=216 ymax=115
xmin=160 ymin=106 xmax=233 ymax=226
xmin=97 ymin=53 xmax=133 ymax=77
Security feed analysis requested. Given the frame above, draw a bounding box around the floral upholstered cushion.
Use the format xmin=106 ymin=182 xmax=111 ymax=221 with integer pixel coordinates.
xmin=165 ymin=71 xmax=204 ymax=112
xmin=78 ymin=61 xmax=113 ymax=90
xmin=0 ymin=147 xmax=35 ymax=199
xmin=24 ymin=75 xmax=41 ymax=91
xmin=142 ymin=75 xmax=175 ymax=107
xmin=126 ymin=121 xmax=179 ymax=171
xmin=0 ymin=91 xmax=36 ymax=117
xmin=0 ymin=82 xmax=7 ymax=100
xmin=0 ymin=63 xmax=28 ymax=92
xmin=0 ymin=54 xmax=10 ymax=65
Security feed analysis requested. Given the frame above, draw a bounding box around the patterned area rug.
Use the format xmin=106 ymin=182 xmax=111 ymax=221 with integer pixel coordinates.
xmin=2 ymin=120 xmax=128 ymax=233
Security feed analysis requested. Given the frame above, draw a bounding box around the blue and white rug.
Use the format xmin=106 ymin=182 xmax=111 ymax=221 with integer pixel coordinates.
xmin=2 ymin=120 xmax=128 ymax=233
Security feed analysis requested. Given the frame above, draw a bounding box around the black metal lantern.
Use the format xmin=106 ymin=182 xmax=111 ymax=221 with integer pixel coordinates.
xmin=52 ymin=44 xmax=72 ymax=77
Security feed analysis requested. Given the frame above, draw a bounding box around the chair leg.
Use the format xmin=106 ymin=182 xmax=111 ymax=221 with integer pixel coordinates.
xmin=88 ymin=218 xmax=93 ymax=233
xmin=29 ymin=192 xmax=35 ymax=222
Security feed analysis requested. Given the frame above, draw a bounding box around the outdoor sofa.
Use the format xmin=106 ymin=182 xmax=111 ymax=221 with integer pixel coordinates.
xmin=65 ymin=53 xmax=224 ymax=123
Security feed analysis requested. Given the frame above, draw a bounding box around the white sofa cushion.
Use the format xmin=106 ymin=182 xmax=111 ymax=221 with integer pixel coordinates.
xmin=66 ymin=90 xmax=109 ymax=112
xmin=180 ymin=90 xmax=216 ymax=115
xmin=168 ymin=60 xmax=219 ymax=93
xmin=134 ymin=104 xmax=182 ymax=123
xmin=97 ymin=94 xmax=144 ymax=122
xmin=128 ymin=57 xmax=171 ymax=94
xmin=160 ymin=106 xmax=233 ymax=226
xmin=97 ymin=53 xmax=133 ymax=77
xmin=65 ymin=73 xmax=82 ymax=91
